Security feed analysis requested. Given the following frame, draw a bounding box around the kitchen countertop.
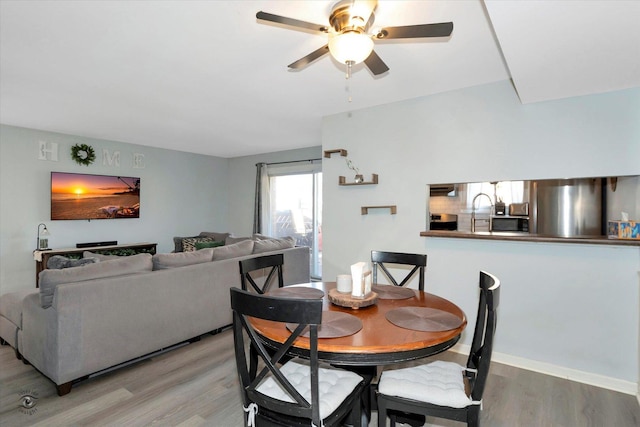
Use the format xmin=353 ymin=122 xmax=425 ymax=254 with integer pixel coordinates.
xmin=420 ymin=230 xmax=640 ymax=247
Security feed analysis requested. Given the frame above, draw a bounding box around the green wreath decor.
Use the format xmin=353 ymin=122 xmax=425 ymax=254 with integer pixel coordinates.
xmin=70 ymin=143 xmax=96 ymax=166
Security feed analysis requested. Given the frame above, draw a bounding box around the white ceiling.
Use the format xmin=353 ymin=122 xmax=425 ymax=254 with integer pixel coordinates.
xmin=1 ymin=1 xmax=638 ymax=158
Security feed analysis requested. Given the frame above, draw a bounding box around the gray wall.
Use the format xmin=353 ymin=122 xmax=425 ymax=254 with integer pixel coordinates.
xmin=0 ymin=125 xmax=319 ymax=295
xmin=0 ymin=125 xmax=229 ymax=294
xmin=322 ymin=81 xmax=640 ymax=392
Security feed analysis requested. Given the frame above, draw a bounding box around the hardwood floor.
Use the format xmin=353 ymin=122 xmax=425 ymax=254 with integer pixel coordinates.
xmin=1 ymin=329 xmax=638 ymax=426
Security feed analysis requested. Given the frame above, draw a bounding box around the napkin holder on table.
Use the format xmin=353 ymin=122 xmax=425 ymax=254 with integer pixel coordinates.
xmin=351 ymin=262 xmax=372 ymax=299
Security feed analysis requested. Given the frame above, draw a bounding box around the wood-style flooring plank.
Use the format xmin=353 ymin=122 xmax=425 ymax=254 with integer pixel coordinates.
xmin=29 ymin=389 xmax=133 ymax=427
xmin=0 ymin=329 xmax=638 ymax=426
xmin=176 ymin=414 xmax=207 ymax=427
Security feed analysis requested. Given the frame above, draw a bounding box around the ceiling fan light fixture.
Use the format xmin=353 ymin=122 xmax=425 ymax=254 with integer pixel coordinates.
xmin=328 ymin=31 xmax=374 ymax=65
xmin=257 ymin=0 xmax=452 ymax=78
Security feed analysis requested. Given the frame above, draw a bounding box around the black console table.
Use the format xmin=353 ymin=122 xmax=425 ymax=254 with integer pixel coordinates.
xmin=33 ymin=242 xmax=157 ymax=287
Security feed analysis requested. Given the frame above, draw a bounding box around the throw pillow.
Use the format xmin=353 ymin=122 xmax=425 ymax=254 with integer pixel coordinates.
xmin=152 ymin=248 xmax=214 ymax=270
xmin=47 ymin=255 xmax=98 ymax=269
xmin=199 ymin=231 xmax=231 ymax=242
xmin=181 ymin=237 xmax=218 ymax=252
xmin=83 ymin=251 xmax=121 ymax=261
xmin=39 ymin=253 xmax=153 ymax=309
xmin=252 ymin=236 xmax=297 ymax=254
xmin=194 ymin=240 xmax=225 ymax=250
xmin=67 ymin=258 xmax=99 ymax=268
xmin=173 ymin=235 xmax=200 ymax=252
xmin=211 ymin=239 xmax=255 ymax=261
xmin=47 ymin=255 xmax=71 ymax=269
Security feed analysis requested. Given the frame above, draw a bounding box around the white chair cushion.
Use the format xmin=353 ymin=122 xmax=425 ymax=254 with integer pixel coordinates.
xmin=255 ymin=358 xmax=363 ymax=419
xmin=378 ymin=360 xmax=473 ymax=408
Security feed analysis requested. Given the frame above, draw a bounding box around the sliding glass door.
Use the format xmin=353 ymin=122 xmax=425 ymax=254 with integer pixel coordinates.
xmin=262 ymin=162 xmax=322 ymax=279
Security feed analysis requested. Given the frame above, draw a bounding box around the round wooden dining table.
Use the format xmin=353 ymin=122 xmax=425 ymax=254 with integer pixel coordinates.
xmin=250 ymin=282 xmax=467 ymax=366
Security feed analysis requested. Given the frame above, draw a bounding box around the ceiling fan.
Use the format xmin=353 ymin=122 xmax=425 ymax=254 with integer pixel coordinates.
xmin=256 ymin=0 xmax=453 ymax=78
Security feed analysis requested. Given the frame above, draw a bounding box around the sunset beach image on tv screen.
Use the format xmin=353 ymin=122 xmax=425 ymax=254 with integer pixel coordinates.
xmin=51 ymin=172 xmax=140 ymax=220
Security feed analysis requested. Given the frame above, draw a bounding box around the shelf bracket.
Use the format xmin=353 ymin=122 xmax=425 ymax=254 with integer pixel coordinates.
xmin=339 ymin=174 xmax=378 ymax=186
xmin=324 ymin=149 xmax=348 ymax=158
xmin=361 ymin=205 xmax=397 ymax=215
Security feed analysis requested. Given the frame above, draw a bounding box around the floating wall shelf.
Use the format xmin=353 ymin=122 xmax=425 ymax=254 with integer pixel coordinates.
xmin=339 ymin=174 xmax=378 ymax=186
xmin=361 ymin=205 xmax=397 ymax=215
xmin=324 ymin=149 xmax=348 ymax=158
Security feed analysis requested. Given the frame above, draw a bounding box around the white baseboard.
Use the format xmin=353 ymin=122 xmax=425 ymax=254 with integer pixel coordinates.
xmin=450 ymin=343 xmax=638 ymax=396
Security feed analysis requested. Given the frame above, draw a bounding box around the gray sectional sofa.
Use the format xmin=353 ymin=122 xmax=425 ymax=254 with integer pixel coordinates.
xmin=0 ymin=238 xmax=309 ymax=396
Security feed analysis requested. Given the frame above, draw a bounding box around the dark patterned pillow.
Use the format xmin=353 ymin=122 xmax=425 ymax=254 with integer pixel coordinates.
xmin=182 ymin=237 xmax=217 ymax=252
xmin=173 ymin=235 xmax=200 ymax=252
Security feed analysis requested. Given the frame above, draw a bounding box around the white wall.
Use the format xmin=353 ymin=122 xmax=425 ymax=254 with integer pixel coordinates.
xmin=322 ymin=80 xmax=640 ymax=391
xmin=0 ymin=125 xmax=229 ymax=294
xmin=227 ymin=146 xmax=322 ymax=237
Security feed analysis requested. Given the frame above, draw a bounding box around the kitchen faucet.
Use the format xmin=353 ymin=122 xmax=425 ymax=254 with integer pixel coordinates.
xmin=471 ymin=192 xmax=494 ymax=232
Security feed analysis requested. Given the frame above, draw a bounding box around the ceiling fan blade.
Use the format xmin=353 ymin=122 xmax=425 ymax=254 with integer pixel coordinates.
xmin=375 ymin=22 xmax=453 ymax=39
xmin=288 ymin=45 xmax=330 ymax=70
xmin=256 ymin=11 xmax=328 ymax=33
xmin=364 ymin=50 xmax=389 ymax=75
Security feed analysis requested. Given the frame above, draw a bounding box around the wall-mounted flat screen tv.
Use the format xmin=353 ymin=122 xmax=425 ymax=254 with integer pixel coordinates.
xmin=51 ymin=172 xmax=140 ymax=220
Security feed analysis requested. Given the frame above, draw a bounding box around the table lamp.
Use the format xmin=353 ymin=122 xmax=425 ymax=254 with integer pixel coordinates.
xmin=37 ymin=223 xmax=51 ymax=250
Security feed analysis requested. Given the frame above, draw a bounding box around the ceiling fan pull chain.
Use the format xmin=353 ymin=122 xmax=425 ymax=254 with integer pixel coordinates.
xmin=346 ymin=61 xmax=353 ymax=102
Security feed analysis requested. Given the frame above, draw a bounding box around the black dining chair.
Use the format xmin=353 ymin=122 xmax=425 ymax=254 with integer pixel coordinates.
xmin=230 ymin=287 xmax=370 ymax=427
xmin=239 ymin=253 xmax=284 ymax=294
xmin=376 ymin=271 xmax=501 ymax=427
xmin=371 ymin=251 xmax=427 ymax=291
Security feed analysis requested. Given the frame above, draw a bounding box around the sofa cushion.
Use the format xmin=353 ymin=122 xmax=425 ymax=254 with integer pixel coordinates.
xmin=0 ymin=289 xmax=37 ymax=328
xmin=211 ymin=239 xmax=254 ymax=261
xmin=253 ymin=236 xmax=296 ymax=254
xmin=253 ymin=233 xmax=277 ymax=240
xmin=172 ymin=235 xmax=199 ymax=252
xmin=194 ymin=240 xmax=225 ymax=250
xmin=83 ymin=251 xmax=121 ymax=261
xmin=152 ymin=248 xmax=214 ymax=270
xmin=199 ymin=231 xmax=231 ymax=242
xmin=39 ymin=253 xmax=153 ymax=308
xmin=47 ymin=255 xmax=98 ymax=269
xmin=225 ymin=236 xmax=251 ymax=245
